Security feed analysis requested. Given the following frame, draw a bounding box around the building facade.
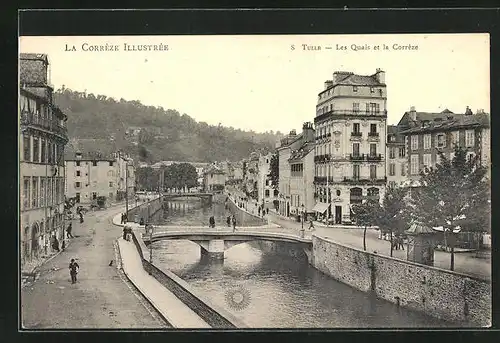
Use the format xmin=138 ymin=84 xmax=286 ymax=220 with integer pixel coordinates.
xmin=399 ymin=108 xmax=490 ymax=181
xmin=257 ymin=152 xmax=278 ymax=208
xmin=313 ymin=69 xmax=387 ymax=224
xmin=386 ymin=125 xmax=407 ymax=187
xmin=65 ymin=151 xmax=136 ymax=204
xmin=203 ymin=166 xmax=226 ymax=192
xmin=20 ymin=53 xmax=69 ymax=268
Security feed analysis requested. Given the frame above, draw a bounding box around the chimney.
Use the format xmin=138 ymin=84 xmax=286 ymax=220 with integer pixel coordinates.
xmin=289 ymin=130 xmax=297 ymax=136
xmin=465 ymin=106 xmax=473 ymax=115
xmin=302 ymin=122 xmax=315 ymax=143
xmin=324 ymin=80 xmax=333 ymax=90
xmin=409 ymin=106 xmax=417 ymax=122
xmin=374 ymin=68 xmax=385 ymax=84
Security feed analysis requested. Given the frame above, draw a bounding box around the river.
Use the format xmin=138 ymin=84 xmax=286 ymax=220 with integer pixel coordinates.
xmin=149 ymin=198 xmax=454 ymax=328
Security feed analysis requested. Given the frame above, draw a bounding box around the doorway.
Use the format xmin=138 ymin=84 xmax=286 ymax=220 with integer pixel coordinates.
xmin=335 ymin=206 xmax=342 ymax=224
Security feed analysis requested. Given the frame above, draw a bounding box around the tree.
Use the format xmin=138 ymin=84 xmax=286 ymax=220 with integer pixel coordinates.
xmin=136 ymin=167 xmax=159 ymax=191
xmin=268 ymin=153 xmax=279 ymax=189
xmin=409 ymin=146 xmax=489 ymax=271
xmin=373 ymin=185 xmax=410 ymax=257
xmin=163 ymin=163 xmax=198 ymax=191
xmin=351 ymin=199 xmax=379 ymax=251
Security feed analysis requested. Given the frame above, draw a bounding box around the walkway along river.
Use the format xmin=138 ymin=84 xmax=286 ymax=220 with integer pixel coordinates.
xmin=149 ymin=198 xmax=454 ymax=328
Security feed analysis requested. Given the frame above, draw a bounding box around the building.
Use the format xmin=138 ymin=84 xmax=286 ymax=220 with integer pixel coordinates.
xmin=257 ymin=152 xmax=279 ymax=209
xmin=313 ymin=69 xmax=387 ymax=224
xmin=386 ymin=125 xmax=407 ymax=187
xmin=398 ymin=107 xmax=490 ymax=181
xmin=20 ymin=53 xmax=69 ymax=268
xmin=277 ymin=123 xmax=315 ymax=217
xmin=203 ymin=165 xmax=226 ymax=192
xmin=65 ymin=148 xmax=135 ymax=204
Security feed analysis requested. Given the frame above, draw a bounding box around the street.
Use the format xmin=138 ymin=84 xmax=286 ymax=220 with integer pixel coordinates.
xmin=21 ymin=204 xmax=167 ymax=329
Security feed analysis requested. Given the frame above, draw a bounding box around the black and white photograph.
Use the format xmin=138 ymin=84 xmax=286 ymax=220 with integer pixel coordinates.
xmin=19 ymin=31 xmax=491 ymax=329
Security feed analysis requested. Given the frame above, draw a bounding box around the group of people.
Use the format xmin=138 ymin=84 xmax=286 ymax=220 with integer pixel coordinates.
xmin=391 ymin=235 xmax=406 ymax=250
xmin=120 ymin=213 xmax=128 ymax=224
xmin=208 ymin=214 xmax=237 ymax=231
xmin=257 ymin=206 xmax=269 ymax=217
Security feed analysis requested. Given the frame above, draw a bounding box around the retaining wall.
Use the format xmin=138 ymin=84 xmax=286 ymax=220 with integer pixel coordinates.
xmin=253 ymin=240 xmax=310 ymax=262
xmin=311 ymin=235 xmax=491 ymax=327
xmin=127 ymin=196 xmax=163 ymax=223
xmin=131 ymin=231 xmax=247 ymax=328
xmin=226 ymin=197 xmax=268 ymax=227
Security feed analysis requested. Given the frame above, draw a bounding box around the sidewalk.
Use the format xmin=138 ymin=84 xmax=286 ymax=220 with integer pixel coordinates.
xmin=117 ymin=238 xmax=210 ymax=328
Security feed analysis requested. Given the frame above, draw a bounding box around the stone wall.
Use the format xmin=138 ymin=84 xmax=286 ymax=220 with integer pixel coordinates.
xmin=311 ymin=235 xmax=491 ymax=327
xmin=253 ymin=240 xmax=310 ymax=262
xmin=130 ymin=231 xmax=247 ymax=328
xmin=226 ymin=197 xmax=268 ymax=227
xmin=127 ymin=196 xmax=163 ymax=223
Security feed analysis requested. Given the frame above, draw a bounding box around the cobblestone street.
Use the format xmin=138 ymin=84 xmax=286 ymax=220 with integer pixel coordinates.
xmin=21 ymin=204 xmax=167 ymax=329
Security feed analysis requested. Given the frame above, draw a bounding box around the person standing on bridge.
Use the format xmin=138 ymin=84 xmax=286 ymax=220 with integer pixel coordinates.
xmin=226 ymin=215 xmax=231 ymax=227
xmin=209 ymin=216 xmax=215 ymax=228
xmin=232 ymin=215 xmax=237 ymax=232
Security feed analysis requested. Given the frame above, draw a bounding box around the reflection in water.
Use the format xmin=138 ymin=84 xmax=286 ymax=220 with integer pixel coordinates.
xmin=151 ymin=199 xmax=453 ymax=328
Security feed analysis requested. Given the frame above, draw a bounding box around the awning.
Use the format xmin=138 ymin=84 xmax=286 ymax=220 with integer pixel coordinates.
xmin=313 ymin=202 xmax=330 ymax=213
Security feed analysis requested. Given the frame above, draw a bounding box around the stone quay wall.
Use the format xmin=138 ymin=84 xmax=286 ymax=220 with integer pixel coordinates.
xmin=311 ymin=235 xmax=491 ymax=327
xmin=226 ymin=196 xmax=268 ymax=227
xmin=131 ymin=231 xmax=247 ymax=328
xmin=252 ymin=240 xmax=310 ymax=262
xmin=127 ymin=196 xmax=163 ymax=223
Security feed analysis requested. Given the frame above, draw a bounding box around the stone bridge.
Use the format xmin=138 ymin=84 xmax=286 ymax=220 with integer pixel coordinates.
xmin=142 ymin=228 xmax=312 ymax=261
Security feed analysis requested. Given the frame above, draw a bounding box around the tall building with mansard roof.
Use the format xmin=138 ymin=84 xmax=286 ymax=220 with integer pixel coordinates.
xmin=313 ymin=69 xmax=387 ymax=224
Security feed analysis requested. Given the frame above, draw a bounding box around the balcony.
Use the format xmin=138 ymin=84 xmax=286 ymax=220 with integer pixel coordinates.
xmin=314 ymin=154 xmax=331 ymax=163
xmin=366 ymin=154 xmax=382 ymax=161
xmin=368 ymin=132 xmax=380 ymax=141
xmin=20 ymin=111 xmax=68 ymax=138
xmin=349 ymin=153 xmax=365 ymax=161
xmin=343 ymin=176 xmax=387 ymax=184
xmin=314 ymin=176 xmax=327 ymax=184
xmin=315 ymin=109 xmax=388 ymax=122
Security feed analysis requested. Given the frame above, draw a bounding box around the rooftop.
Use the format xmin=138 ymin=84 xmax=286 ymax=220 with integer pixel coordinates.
xmin=64 ymin=138 xmax=117 ymax=161
xmin=400 ymin=113 xmax=490 ymax=134
xmin=288 ymin=142 xmax=314 ymax=162
xmin=20 ymin=53 xmax=50 ymax=87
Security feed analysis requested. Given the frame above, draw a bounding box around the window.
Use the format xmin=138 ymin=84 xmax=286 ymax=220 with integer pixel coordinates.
xmin=109 ymin=182 xmax=114 ymax=187
xmin=75 ymin=182 xmax=81 ymax=189
xmin=107 ymin=170 xmax=114 ymax=177
xmin=424 ymin=134 xmax=431 ymax=150
xmin=389 ymin=181 xmax=396 ymax=188
xmin=76 ymin=170 xmax=81 ymax=177
xmin=353 ymin=165 xmax=360 ymax=180
xmin=370 ymin=143 xmax=377 ymax=156
xmin=32 ymin=177 xmax=38 ymax=207
xmin=368 ymin=103 xmax=380 ymax=114
xmin=389 ymin=135 xmax=395 ymax=142
xmin=109 ymin=161 xmax=114 ymax=166
xmin=465 ymin=130 xmax=475 ymax=147
xmin=92 ymin=192 xmax=97 ymax=200
xmin=370 ymin=165 xmax=377 ymax=179
xmin=389 ymin=163 xmax=396 ymax=176
xmin=399 ymin=147 xmax=406 ymax=158
xmin=32 ymin=137 xmax=39 ymax=163
xmin=466 ymin=152 xmax=476 ymax=163
xmin=75 ymin=193 xmax=80 ymax=203
xmin=410 ymin=155 xmax=419 ymax=175
xmin=76 ymin=161 xmax=81 ymax=167
xmin=40 ymin=139 xmax=46 ymax=163
xmin=389 ymin=148 xmax=395 ymax=159
xmin=23 ymin=177 xmax=30 ymax=209
xmin=423 ymin=154 xmax=432 ymax=168
xmin=436 ymin=134 xmax=446 ymax=148
xmin=353 ymin=123 xmax=360 ymax=133
xmin=353 ymin=86 xmax=358 ymax=92
xmin=370 ymin=124 xmax=377 ymax=133
xmin=411 ymin=135 xmax=418 ymax=150
xmin=92 ymin=161 xmax=98 ymax=166
xmin=353 ymin=103 xmax=360 ymax=113
xmin=370 ymin=87 xmax=375 ymax=93
xmin=401 ymin=163 xmax=406 ymax=176
xmin=265 ymin=189 xmax=270 ymax=197
xmin=40 ymin=178 xmax=45 ymax=207
xmin=451 ymin=131 xmax=460 ymax=147
xmin=352 ymin=143 xmax=360 ymax=156
xmin=23 ymin=135 xmax=30 ymax=162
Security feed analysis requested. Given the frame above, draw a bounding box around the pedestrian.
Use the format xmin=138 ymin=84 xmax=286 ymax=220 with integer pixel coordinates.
xmin=232 ymin=215 xmax=237 ymax=232
xmin=52 ymin=236 xmax=60 ymax=252
xmin=308 ymin=220 xmax=315 ymax=230
xmin=226 ymin=215 xmax=231 ymax=227
xmin=124 ymin=213 xmax=128 ymax=223
xmin=66 ymin=223 xmax=74 ymax=238
xmin=139 ymin=217 xmax=145 ymax=226
xmin=398 ymin=235 xmax=405 ymax=250
xmin=79 ymin=212 xmax=84 ymax=224
xmin=123 ymin=227 xmax=127 ymax=240
xmin=266 ymin=208 xmax=269 ymax=215
xmin=258 ymin=207 xmax=261 ymax=216
xmin=121 ymin=213 xmax=125 ymax=224
xmin=69 ymin=258 xmax=79 ymax=284
xmin=209 ymin=216 xmax=215 ymax=228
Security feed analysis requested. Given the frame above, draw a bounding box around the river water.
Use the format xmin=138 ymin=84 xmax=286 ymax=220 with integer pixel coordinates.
xmin=150 ymin=198 xmax=453 ymax=328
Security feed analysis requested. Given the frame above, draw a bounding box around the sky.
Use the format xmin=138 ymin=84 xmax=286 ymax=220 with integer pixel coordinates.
xmin=19 ymin=34 xmax=490 ymax=133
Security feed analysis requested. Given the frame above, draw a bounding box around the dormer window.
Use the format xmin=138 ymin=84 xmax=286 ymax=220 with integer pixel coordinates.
xmin=353 ymin=86 xmax=358 ymax=92
xmin=422 ymin=120 xmax=430 ymax=128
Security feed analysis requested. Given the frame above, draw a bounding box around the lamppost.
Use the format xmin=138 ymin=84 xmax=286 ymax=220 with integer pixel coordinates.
xmin=301 ymin=203 xmax=305 ymax=229
xmin=149 ymin=223 xmax=154 ymax=272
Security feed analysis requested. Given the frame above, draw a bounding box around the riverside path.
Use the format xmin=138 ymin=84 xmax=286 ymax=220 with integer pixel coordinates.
xmin=21 ymin=203 xmax=167 ymax=329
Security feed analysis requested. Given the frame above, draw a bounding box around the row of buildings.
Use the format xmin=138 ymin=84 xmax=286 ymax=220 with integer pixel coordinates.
xmin=234 ymin=69 xmax=490 ymax=225
xmin=20 ymin=53 xmax=138 ymax=269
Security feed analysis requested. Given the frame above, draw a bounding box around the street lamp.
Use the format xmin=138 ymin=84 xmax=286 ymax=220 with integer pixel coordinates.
xmin=301 ymin=204 xmax=305 ymax=229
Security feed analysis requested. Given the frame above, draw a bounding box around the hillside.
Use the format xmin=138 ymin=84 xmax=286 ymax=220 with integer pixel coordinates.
xmin=54 ymin=87 xmax=282 ymax=163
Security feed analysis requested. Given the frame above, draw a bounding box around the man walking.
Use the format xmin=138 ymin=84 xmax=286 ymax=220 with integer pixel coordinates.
xmin=226 ymin=215 xmax=231 ymax=227
xmin=209 ymin=216 xmax=215 ymax=228
xmin=66 ymin=223 xmax=74 ymax=238
xmin=69 ymin=258 xmax=79 ymax=284
xmin=308 ymin=220 xmax=315 ymax=230
xmin=232 ymin=215 xmax=237 ymax=232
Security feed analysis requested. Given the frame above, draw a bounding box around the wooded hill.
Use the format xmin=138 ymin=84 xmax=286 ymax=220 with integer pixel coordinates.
xmin=54 ymin=87 xmax=282 ymax=163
